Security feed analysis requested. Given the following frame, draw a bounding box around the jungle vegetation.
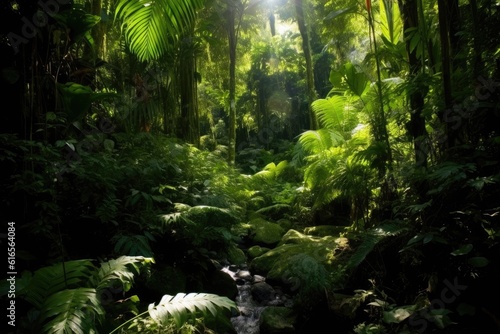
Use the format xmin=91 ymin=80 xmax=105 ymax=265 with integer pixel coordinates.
xmin=1 ymin=0 xmax=499 ymax=333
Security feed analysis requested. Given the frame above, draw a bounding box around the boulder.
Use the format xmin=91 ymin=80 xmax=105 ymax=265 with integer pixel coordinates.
xmin=226 ymin=244 xmax=247 ymax=265
xmin=247 ymin=245 xmax=271 ymax=259
xmin=251 ymin=282 xmax=277 ymax=304
xmin=249 ymin=229 xmax=350 ymax=288
xmin=245 ymin=218 xmax=286 ymax=246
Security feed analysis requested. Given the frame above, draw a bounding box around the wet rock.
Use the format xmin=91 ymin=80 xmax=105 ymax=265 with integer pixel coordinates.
xmin=251 ymin=282 xmax=277 ymax=304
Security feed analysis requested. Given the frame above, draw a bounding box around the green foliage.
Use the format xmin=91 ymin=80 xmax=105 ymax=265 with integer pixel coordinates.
xmin=115 ymin=0 xmax=204 ymax=61
xmin=1 ymin=256 xmax=152 ymax=334
xmin=160 ymin=205 xmax=238 ymax=251
xmin=111 ymin=292 xmax=236 ymax=333
xmin=347 ymin=222 xmax=408 ymax=269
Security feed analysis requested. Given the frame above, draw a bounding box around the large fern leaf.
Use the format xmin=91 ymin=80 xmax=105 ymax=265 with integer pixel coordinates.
xmin=18 ymin=260 xmax=95 ymax=309
xmin=298 ymin=129 xmax=345 ymax=154
xmin=115 ymin=0 xmax=203 ymax=61
xmin=40 ymin=288 xmax=104 ymax=334
xmin=90 ymin=256 xmax=153 ymax=292
xmin=148 ymin=292 xmax=237 ymax=327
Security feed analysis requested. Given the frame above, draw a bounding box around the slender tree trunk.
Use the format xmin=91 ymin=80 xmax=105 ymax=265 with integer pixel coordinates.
xmin=399 ymin=0 xmax=428 ymax=167
xmin=294 ymin=0 xmax=318 ymax=130
xmin=437 ymin=0 xmax=455 ymax=148
xmin=83 ymin=0 xmax=105 ymax=60
xmin=179 ymin=33 xmax=200 ymax=147
xmin=469 ymin=0 xmax=482 ymax=78
xmin=227 ymin=0 xmax=237 ymax=164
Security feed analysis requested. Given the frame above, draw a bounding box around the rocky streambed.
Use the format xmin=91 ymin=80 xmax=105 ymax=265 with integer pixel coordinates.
xmin=222 ymin=263 xmax=294 ymax=334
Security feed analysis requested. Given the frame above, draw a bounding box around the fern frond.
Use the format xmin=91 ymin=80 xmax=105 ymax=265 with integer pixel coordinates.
xmin=40 ymin=288 xmax=104 ymax=334
xmin=298 ymin=129 xmax=345 ymax=154
xmin=90 ymin=256 xmax=153 ymax=293
xmin=313 ymin=95 xmax=354 ymax=131
xmin=148 ymin=293 xmax=237 ymax=327
xmin=113 ymin=234 xmax=154 ymax=257
xmin=252 ymin=160 xmax=289 ymax=182
xmin=19 ymin=260 xmax=95 ymax=309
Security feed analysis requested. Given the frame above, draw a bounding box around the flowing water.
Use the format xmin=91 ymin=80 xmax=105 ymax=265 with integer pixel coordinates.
xmin=222 ymin=265 xmax=266 ymax=334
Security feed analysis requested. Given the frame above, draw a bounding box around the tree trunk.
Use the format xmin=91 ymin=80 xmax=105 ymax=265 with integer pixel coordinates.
xmin=437 ymin=0 xmax=455 ymax=149
xmin=179 ymin=34 xmax=200 ymax=147
xmin=399 ymin=0 xmax=428 ymax=167
xmin=294 ymin=0 xmax=318 ymax=130
xmin=84 ymin=0 xmax=105 ymax=60
xmin=227 ymin=0 xmax=237 ymax=164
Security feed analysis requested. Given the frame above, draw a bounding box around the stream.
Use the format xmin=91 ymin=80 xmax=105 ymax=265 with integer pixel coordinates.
xmin=222 ymin=265 xmax=266 ymax=334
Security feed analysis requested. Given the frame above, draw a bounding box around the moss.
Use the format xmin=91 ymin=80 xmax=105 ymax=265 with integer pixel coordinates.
xmin=226 ymin=244 xmax=247 ymax=265
xmin=303 ymin=225 xmax=347 ymax=237
xmin=247 ymin=218 xmax=286 ymax=246
xmin=247 ymin=245 xmax=270 ymax=259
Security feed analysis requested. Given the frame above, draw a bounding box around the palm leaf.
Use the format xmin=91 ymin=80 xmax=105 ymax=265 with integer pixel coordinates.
xmin=40 ymin=288 xmax=104 ymax=334
xmin=115 ymin=0 xmax=203 ymax=61
xmin=148 ymin=292 xmax=237 ymax=327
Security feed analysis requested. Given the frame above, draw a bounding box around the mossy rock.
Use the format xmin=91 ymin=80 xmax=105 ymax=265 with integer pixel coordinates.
xmin=247 ymin=245 xmax=270 ymax=259
xmin=246 ymin=218 xmax=286 ymax=246
xmin=227 ymin=244 xmax=247 ymax=265
xmin=277 ymin=218 xmax=293 ymax=230
xmin=249 ymin=230 xmax=349 ymax=282
xmin=278 ymin=229 xmax=338 ymax=246
xmin=259 ymin=306 xmax=296 ymax=334
xmin=303 ymin=225 xmax=347 ymax=237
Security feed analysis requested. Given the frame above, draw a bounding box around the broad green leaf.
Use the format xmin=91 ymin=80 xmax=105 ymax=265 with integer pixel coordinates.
xmin=379 ymin=0 xmax=403 ymax=44
xmin=383 ymin=307 xmax=412 ymax=323
xmin=451 ymin=244 xmax=473 ymax=256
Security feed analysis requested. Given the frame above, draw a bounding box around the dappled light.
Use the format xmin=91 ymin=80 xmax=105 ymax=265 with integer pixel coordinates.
xmin=1 ymin=0 xmax=500 ymax=333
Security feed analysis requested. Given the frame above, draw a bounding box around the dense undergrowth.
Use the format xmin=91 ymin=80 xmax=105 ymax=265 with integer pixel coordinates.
xmin=2 ymin=124 xmax=500 ymax=333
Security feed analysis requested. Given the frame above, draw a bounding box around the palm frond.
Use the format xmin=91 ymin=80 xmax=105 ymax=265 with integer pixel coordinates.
xmin=148 ymin=293 xmax=237 ymax=327
xmin=115 ymin=0 xmax=203 ymax=61
xmin=40 ymin=288 xmax=104 ymax=334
